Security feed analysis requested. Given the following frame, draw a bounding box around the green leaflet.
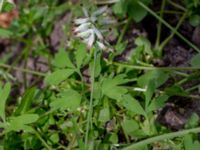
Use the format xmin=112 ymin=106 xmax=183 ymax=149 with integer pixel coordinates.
xmin=52 ymin=48 xmax=75 ymax=69
xmin=75 ymin=42 xmax=87 ymax=69
xmin=121 ymin=94 xmax=146 ymax=116
xmin=102 ymin=74 xmax=129 ymax=101
xmin=0 ymin=83 xmax=11 ymax=122
xmin=191 ymin=53 xmax=200 ymax=67
xmin=45 ymin=69 xmax=74 ymax=85
xmin=6 ymin=114 xmax=39 ymax=132
xmin=50 ymin=89 xmax=81 ymax=111
xmin=14 ymin=87 xmax=36 ymax=115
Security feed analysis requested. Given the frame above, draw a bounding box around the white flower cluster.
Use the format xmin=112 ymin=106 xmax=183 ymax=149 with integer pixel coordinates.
xmin=73 ymin=6 xmax=115 ymax=51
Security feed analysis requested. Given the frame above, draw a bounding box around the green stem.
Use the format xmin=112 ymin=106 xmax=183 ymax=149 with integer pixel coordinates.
xmin=122 ymin=127 xmax=200 ymax=150
xmin=167 ymin=0 xmax=186 ymax=11
xmin=117 ymin=18 xmax=131 ymax=44
xmin=85 ymin=49 xmax=97 ymax=146
xmin=33 ymin=128 xmax=53 ymax=150
xmin=155 ymin=0 xmax=166 ymax=49
xmin=137 ymin=1 xmax=200 ymax=53
xmin=111 ymin=61 xmax=200 ymax=70
xmin=156 ymin=10 xmax=184 ymax=15
xmin=159 ymin=11 xmax=187 ymax=51
xmin=186 ymin=84 xmax=200 ymax=92
xmin=0 ymin=63 xmax=46 ymax=76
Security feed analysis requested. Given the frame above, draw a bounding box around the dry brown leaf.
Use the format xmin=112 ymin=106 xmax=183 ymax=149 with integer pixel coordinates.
xmin=0 ymin=9 xmax=18 ymax=28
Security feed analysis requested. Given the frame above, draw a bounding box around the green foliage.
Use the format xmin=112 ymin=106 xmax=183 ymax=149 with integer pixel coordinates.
xmin=0 ymin=0 xmax=199 ymax=149
xmin=121 ymin=94 xmax=146 ymax=116
xmin=184 ymin=134 xmax=200 ymax=150
xmin=184 ymin=0 xmax=200 ymax=26
xmin=45 ymin=69 xmax=74 ymax=85
xmin=191 ymin=53 xmax=200 ymax=67
xmin=102 ymin=74 xmax=129 ymax=101
xmin=113 ymin=0 xmax=152 ymax=22
xmin=0 ymin=28 xmax=13 ymax=38
xmin=6 ymin=114 xmax=39 ymax=132
xmin=0 ymin=83 xmax=11 ymax=122
xmin=2 ymin=1 xmax=15 ymax=12
xmin=50 ymin=89 xmax=82 ymax=111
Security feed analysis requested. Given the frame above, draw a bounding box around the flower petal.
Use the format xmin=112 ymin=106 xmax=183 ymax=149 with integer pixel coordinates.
xmin=76 ymin=29 xmax=92 ymax=38
xmin=97 ymin=41 xmax=106 ymax=50
xmin=93 ymin=27 xmax=103 ymax=40
xmin=74 ymin=22 xmax=91 ymax=33
xmin=87 ymin=31 xmax=95 ymax=48
xmin=92 ymin=6 xmax=108 ymax=17
xmin=74 ymin=18 xmax=89 ymax=25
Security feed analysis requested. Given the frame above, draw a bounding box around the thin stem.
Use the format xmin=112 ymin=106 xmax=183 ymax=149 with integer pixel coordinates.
xmin=122 ymin=127 xmax=200 ymax=150
xmin=117 ymin=18 xmax=131 ymax=44
xmin=111 ymin=61 xmax=200 ymax=71
xmin=0 ymin=63 xmax=46 ymax=76
xmin=159 ymin=11 xmax=187 ymax=51
xmin=85 ymin=49 xmax=97 ymax=146
xmin=156 ymin=10 xmax=184 ymax=15
xmin=155 ymin=0 xmax=166 ymax=49
xmin=186 ymin=84 xmax=200 ymax=92
xmin=167 ymin=0 xmax=186 ymax=11
xmin=137 ymin=1 xmax=200 ymax=53
xmin=173 ymin=71 xmax=188 ymax=77
xmin=33 ymin=128 xmax=53 ymax=150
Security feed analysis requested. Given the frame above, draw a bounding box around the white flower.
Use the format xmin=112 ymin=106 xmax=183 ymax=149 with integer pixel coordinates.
xmin=73 ymin=6 xmax=116 ymax=51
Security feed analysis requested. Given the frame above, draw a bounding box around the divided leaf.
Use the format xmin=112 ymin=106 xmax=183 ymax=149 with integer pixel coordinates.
xmin=102 ymin=75 xmax=129 ymax=101
xmin=50 ymin=89 xmax=81 ymax=111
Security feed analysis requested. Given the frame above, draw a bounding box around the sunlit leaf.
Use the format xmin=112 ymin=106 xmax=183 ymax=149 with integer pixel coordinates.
xmin=6 ymin=114 xmax=39 ymax=132
xmin=121 ymin=94 xmax=146 ymax=116
xmin=191 ymin=53 xmax=200 ymax=67
xmin=45 ymin=69 xmax=74 ymax=85
xmin=0 ymin=83 xmax=11 ymax=122
xmin=50 ymin=89 xmax=81 ymax=111
xmin=102 ymin=75 xmax=129 ymax=101
xmin=52 ymin=48 xmax=75 ymax=68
